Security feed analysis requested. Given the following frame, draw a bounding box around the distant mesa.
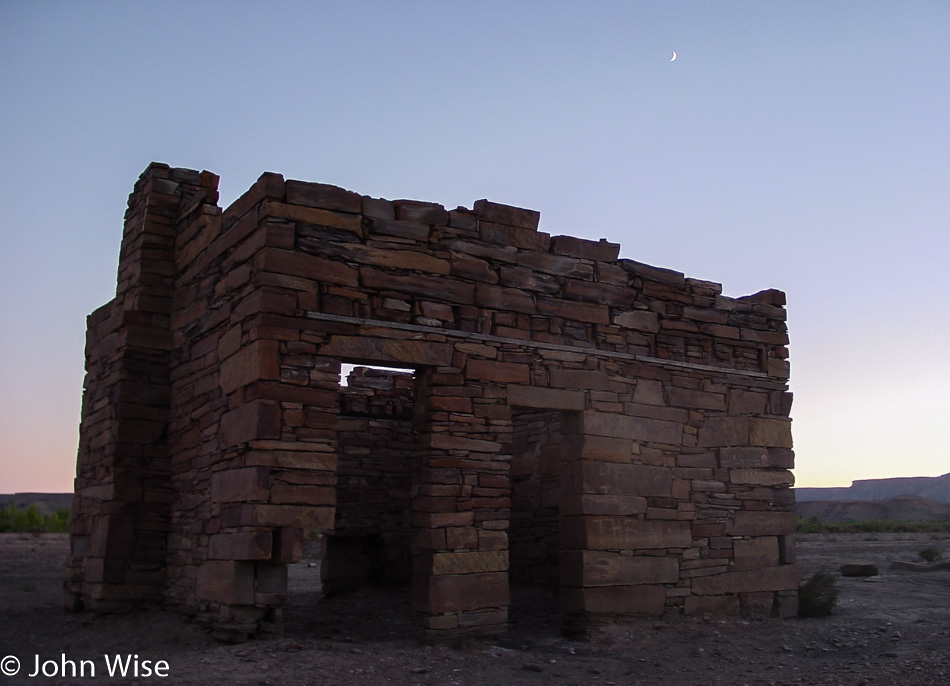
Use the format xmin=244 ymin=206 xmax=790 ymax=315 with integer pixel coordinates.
xmin=796 ymin=494 xmax=950 ymax=523
xmin=796 ymin=473 xmax=950 ymax=504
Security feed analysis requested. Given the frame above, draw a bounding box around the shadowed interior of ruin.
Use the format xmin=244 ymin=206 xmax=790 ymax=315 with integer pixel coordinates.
xmin=323 ymin=368 xmax=572 ymax=632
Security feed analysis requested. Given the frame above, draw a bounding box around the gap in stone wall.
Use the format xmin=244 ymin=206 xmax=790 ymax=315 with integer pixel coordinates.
xmin=507 ymin=410 xmax=576 ymax=633
xmin=321 ymin=364 xmax=417 ymax=597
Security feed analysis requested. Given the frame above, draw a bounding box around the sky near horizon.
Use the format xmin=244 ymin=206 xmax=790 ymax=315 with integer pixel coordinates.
xmin=1 ymin=1 xmax=948 ymax=493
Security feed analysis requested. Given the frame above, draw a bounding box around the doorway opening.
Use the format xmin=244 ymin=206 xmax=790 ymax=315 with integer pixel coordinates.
xmin=322 ymin=364 xmax=417 ymax=594
xmin=506 ymin=410 xmax=577 ymax=636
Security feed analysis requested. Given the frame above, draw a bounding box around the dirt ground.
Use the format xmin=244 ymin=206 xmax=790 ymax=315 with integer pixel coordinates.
xmin=1 ymin=533 xmax=948 ymax=685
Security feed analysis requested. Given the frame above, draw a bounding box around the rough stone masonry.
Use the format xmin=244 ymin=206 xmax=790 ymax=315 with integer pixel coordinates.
xmin=66 ymin=162 xmax=798 ymax=642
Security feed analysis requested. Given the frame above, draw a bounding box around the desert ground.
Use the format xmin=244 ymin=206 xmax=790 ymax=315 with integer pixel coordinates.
xmin=1 ymin=533 xmax=948 ymax=685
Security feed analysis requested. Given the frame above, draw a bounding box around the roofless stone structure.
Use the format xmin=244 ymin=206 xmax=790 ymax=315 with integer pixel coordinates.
xmin=67 ymin=163 xmax=798 ymax=641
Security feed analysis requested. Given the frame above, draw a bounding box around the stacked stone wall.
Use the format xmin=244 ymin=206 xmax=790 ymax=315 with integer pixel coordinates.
xmin=68 ymin=163 xmax=797 ymax=642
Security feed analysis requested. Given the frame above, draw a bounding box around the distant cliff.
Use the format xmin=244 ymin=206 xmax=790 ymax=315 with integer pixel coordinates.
xmin=796 ymin=495 xmax=950 ymax=522
xmin=796 ymin=473 xmax=950 ymax=503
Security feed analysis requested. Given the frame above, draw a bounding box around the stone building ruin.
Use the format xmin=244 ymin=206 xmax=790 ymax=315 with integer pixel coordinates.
xmin=67 ymin=163 xmax=798 ymax=642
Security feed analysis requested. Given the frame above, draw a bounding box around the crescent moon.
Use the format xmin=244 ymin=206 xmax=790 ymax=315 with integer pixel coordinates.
xmin=670 ymin=51 xmax=677 ymax=62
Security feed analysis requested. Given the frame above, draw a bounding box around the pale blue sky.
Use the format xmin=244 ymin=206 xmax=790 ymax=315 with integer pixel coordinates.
xmin=1 ymin=1 xmax=948 ymax=492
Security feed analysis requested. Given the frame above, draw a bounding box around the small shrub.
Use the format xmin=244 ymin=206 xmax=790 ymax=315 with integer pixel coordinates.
xmin=798 ymin=571 xmax=839 ymax=618
xmin=919 ymin=547 xmax=942 ymax=562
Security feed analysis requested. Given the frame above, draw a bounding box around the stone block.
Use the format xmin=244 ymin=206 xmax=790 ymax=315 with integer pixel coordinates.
xmin=285 ymin=180 xmax=362 ymax=213
xmin=272 ymin=527 xmax=303 ymax=563
xmin=465 ymin=359 xmax=529 ymax=383
xmin=212 ymin=467 xmax=271 ymax=503
xmin=697 ymin=416 xmax=750 ymax=448
xmin=666 ymin=387 xmax=726 ymax=411
xmin=615 ymin=310 xmax=660 ymax=333
xmin=779 ymin=534 xmax=796 ymax=564
xmin=537 ymin=298 xmax=610 ymax=324
xmin=427 ymin=434 xmax=501 ymax=453
xmin=562 ymin=280 xmax=635 ymax=307
xmin=224 ymin=171 xmax=284 ymax=222
xmin=196 ymin=560 xmax=255 ymax=604
xmin=620 ymin=259 xmax=686 ymax=287
xmin=453 ymin=255 xmax=498 ymax=283
xmin=413 ymin=572 xmax=509 ymax=614
xmin=221 ymin=400 xmax=281 ymax=446
xmin=630 ymin=416 xmax=683 ymax=445
xmin=561 ymin=494 xmax=647 ymax=516
xmin=229 ymin=504 xmax=335 ymax=529
xmin=579 ymin=435 xmax=633 ymax=463
xmin=561 ymin=551 xmax=679 ymax=586
xmin=682 ymin=306 xmax=728 ymax=324
xmin=774 ymin=592 xmax=799 ymax=618
xmin=632 ymin=379 xmax=665 ymax=405
xmin=691 ymin=565 xmax=799 ymax=595
xmin=749 ymin=418 xmax=793 ymax=448
xmin=255 ymin=562 xmax=289 ymax=594
xmin=362 ymin=267 xmax=474 ymax=304
xmin=549 ymin=369 xmax=610 ymax=391
xmin=431 ymin=551 xmax=509 ymax=575
xmin=220 ymin=340 xmax=280 ymax=395
xmin=729 ymin=511 xmax=796 ymax=536
xmin=734 ymin=537 xmax=780 ymax=571
xmin=472 ymin=199 xmax=540 ymax=230
xmin=319 ymin=335 xmax=452 ymax=367
xmin=518 ymin=251 xmax=591 ymax=278
xmin=677 ymin=452 xmax=717 ymax=468
xmin=478 ymin=530 xmax=508 ymax=551
xmin=247 ymin=449 xmax=337 ymax=472
xmin=571 ymin=461 xmax=629 ymax=495
xmin=479 ymin=221 xmax=547 ymax=250
xmin=498 ymin=266 xmax=558 ymax=293
xmin=731 ymin=469 xmax=794 ymax=487
xmin=729 ymin=389 xmax=768 ymax=415
xmin=208 ymin=532 xmax=273 ymax=560
xmin=429 ymin=396 xmax=473 ymax=413
xmin=82 ymin=557 xmax=127 ymax=584
xmin=571 ymin=461 xmax=670 ymax=498
xmin=343 ymin=244 xmax=451 ymax=274
xmin=562 ymin=516 xmax=691 ymax=550
xmin=412 ymin=511 xmax=475 ymax=528
xmin=768 ymin=358 xmax=790 ymax=379
xmin=445 ymin=527 xmax=478 ymax=549
xmin=738 ymin=288 xmax=786 ymax=306
xmin=840 ymin=563 xmax=879 ymax=577
xmin=260 ymin=246 xmax=361 ymax=285
xmin=474 ymin=284 xmax=537 ymax=313
xmin=581 ymin=411 xmax=633 ymax=439
xmin=393 ymin=199 xmax=449 ymax=225
xmin=550 ymin=235 xmax=620 ymax=261
xmin=270 ymin=484 xmax=337 ymax=505
xmin=561 ymin=585 xmax=666 ymax=616
xmin=507 ymin=385 xmax=585 ymax=411
xmin=719 ymin=447 xmax=771 ymax=468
